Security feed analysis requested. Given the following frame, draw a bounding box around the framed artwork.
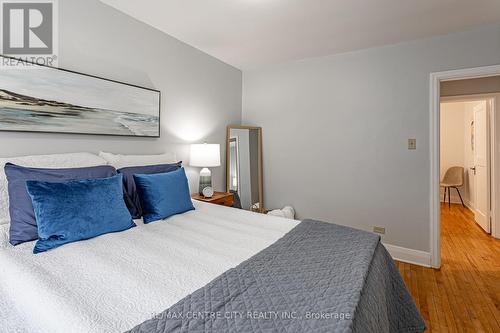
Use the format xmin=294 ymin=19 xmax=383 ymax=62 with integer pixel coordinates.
xmin=0 ymin=56 xmax=160 ymax=137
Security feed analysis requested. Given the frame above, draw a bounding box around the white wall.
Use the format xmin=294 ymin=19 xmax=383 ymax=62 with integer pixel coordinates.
xmin=242 ymin=24 xmax=500 ymax=252
xmin=439 ymin=102 xmax=469 ymax=205
xmin=0 ymin=0 xmax=242 ymax=193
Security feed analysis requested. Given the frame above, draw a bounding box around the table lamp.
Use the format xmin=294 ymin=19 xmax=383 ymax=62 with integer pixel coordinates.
xmin=190 ymin=143 xmax=221 ymax=195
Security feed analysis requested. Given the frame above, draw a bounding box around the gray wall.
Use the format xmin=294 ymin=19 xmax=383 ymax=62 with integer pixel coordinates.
xmin=441 ymin=76 xmax=500 ymax=97
xmin=0 ymin=0 xmax=242 ymax=193
xmin=242 ymin=24 xmax=500 ymax=252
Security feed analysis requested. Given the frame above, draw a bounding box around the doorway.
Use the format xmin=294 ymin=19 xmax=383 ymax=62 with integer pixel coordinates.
xmin=430 ymin=65 xmax=500 ymax=268
xmin=440 ymin=97 xmax=493 ymax=234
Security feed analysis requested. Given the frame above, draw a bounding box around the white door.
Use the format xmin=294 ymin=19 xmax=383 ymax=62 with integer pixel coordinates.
xmin=472 ymin=101 xmax=490 ymax=233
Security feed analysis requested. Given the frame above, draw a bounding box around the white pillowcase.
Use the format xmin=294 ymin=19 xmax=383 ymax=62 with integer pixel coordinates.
xmin=98 ymin=151 xmax=177 ymax=169
xmin=0 ymin=224 xmax=10 ymax=248
xmin=0 ymin=152 xmax=108 ymax=226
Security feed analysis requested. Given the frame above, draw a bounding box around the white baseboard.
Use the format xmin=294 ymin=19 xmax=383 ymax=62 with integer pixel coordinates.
xmin=440 ymin=199 xmax=474 ymax=211
xmin=383 ymin=243 xmax=431 ymax=267
xmin=440 ymin=198 xmax=464 ymax=204
xmin=439 ymin=188 xmax=470 ymax=206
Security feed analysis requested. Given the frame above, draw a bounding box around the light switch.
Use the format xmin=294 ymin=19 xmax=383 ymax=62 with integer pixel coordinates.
xmin=408 ymin=138 xmax=416 ymax=150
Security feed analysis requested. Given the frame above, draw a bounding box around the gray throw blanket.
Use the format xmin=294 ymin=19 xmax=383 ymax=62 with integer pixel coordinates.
xmin=128 ymin=220 xmax=425 ymax=333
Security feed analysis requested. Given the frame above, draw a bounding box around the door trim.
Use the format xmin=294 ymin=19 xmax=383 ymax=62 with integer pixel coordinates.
xmin=430 ymin=65 xmax=500 ymax=268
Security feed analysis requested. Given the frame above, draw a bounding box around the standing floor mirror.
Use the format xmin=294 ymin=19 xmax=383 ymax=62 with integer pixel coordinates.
xmin=226 ymin=125 xmax=264 ymax=212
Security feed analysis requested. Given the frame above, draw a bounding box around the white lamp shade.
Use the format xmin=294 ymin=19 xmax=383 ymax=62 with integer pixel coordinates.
xmin=190 ymin=143 xmax=221 ymax=167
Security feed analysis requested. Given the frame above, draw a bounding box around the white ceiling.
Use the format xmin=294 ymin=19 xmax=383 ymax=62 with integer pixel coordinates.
xmin=100 ymin=0 xmax=500 ymax=70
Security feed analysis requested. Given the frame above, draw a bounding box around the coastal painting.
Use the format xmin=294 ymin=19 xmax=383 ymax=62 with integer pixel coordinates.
xmin=0 ymin=59 xmax=160 ymax=137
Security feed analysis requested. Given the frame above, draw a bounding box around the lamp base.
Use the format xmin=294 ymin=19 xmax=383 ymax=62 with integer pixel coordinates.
xmin=199 ymin=167 xmax=212 ymax=195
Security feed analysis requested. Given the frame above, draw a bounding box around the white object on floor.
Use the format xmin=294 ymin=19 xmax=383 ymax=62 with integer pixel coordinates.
xmin=251 ymin=202 xmax=260 ymax=211
xmin=0 ymin=200 xmax=300 ymax=333
xmin=0 ymin=152 xmax=108 ymax=226
xmin=267 ymin=206 xmax=296 ymax=219
xmin=98 ymin=151 xmax=177 ymax=169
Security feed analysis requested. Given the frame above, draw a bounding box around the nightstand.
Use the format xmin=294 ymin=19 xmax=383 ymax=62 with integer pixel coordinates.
xmin=191 ymin=192 xmax=235 ymax=207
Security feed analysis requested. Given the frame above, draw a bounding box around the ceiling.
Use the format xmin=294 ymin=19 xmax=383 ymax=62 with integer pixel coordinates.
xmin=100 ymin=0 xmax=500 ymax=70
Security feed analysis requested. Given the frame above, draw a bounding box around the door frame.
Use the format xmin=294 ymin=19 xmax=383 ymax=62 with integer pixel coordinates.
xmin=430 ymin=64 xmax=500 ymax=268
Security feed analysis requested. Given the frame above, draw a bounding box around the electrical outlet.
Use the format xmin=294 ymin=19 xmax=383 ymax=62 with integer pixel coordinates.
xmin=373 ymin=226 xmax=386 ymax=234
xmin=408 ymin=138 xmax=417 ymax=150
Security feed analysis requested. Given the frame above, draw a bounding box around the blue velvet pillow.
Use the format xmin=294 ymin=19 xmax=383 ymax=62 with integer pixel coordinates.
xmin=26 ymin=174 xmax=135 ymax=254
xmin=5 ymin=163 xmax=117 ymax=246
xmin=133 ymin=168 xmax=194 ymax=223
xmin=118 ymin=162 xmax=181 ymax=219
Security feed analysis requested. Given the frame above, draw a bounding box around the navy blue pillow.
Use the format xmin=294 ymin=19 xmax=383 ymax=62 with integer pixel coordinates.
xmin=4 ymin=163 xmax=116 ymax=245
xmin=117 ymin=162 xmax=181 ymax=219
xmin=134 ymin=168 xmax=194 ymax=223
xmin=26 ymin=174 xmax=135 ymax=254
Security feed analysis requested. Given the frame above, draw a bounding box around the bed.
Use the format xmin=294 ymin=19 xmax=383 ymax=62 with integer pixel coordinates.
xmin=0 ymin=200 xmax=424 ymax=333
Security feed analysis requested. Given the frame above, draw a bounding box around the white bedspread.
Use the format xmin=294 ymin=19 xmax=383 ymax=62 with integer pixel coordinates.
xmin=0 ymin=201 xmax=299 ymax=333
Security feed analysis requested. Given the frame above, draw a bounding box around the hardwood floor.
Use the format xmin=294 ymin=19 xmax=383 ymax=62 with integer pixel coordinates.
xmin=395 ymin=203 xmax=500 ymax=332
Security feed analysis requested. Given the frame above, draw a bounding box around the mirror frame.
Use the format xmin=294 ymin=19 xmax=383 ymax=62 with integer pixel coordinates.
xmin=226 ymin=125 xmax=264 ymax=212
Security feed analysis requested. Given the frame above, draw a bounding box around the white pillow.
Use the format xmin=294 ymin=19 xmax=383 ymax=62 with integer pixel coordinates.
xmin=0 ymin=152 xmax=108 ymax=225
xmin=98 ymin=151 xmax=177 ymax=169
